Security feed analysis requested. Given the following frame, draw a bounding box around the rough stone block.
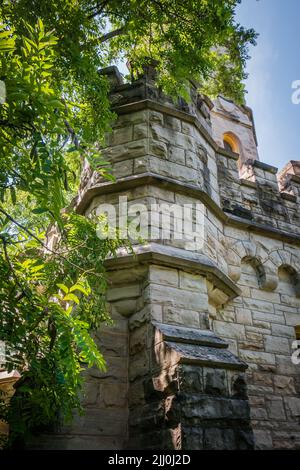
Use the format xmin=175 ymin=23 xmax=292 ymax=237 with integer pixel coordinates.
xmin=133 ymin=123 xmax=148 ymax=140
xmin=179 ymin=271 xmax=206 ymax=292
xmin=180 ymin=365 xmax=203 ymax=393
xmin=163 ymin=306 xmax=200 ymax=328
xmin=239 ymin=350 xmax=276 ymax=366
xmin=149 ymin=265 xmax=179 ymax=287
xmin=271 ymin=324 xmax=296 ymax=338
xmin=203 ymin=368 xmax=227 ymax=396
xmin=274 ymin=376 xmax=296 ymax=394
xmin=265 ymin=397 xmax=286 ymax=420
xmin=213 ymin=321 xmax=245 ymax=340
xmin=253 ymin=429 xmax=273 ymax=449
xmin=236 ymin=308 xmax=253 ymax=325
xmin=168 ymin=146 xmax=185 ymax=165
xmin=264 ymin=335 xmax=290 ymax=355
xmin=102 ymin=383 xmax=127 ymax=407
xmin=164 ymin=115 xmax=181 ymax=131
xmin=182 ymin=427 xmax=203 ymax=449
xmin=111 ymin=126 xmax=133 ymax=145
xmin=204 ymin=428 xmax=236 ymax=450
xmin=284 ymin=397 xmax=300 ymax=417
xmin=107 ymin=285 xmax=140 ymax=302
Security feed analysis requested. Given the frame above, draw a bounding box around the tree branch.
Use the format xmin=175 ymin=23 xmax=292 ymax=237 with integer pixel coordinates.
xmin=91 ymin=27 xmax=125 ymax=45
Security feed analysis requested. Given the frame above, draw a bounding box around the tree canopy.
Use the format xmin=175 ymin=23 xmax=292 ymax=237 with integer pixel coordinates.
xmin=0 ymin=0 xmax=256 ymax=447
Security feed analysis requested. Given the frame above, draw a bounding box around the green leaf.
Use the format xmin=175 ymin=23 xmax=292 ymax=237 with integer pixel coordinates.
xmin=63 ymin=293 xmax=80 ymax=304
xmin=70 ymin=284 xmax=90 ymax=296
xmin=31 ymin=263 xmax=44 ymax=273
xmin=56 ymin=283 xmax=69 ymax=294
xmin=32 ymin=207 xmax=48 ymax=214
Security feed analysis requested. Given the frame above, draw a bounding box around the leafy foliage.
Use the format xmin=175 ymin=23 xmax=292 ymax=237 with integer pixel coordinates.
xmin=0 ymin=0 xmax=256 ymax=448
xmin=100 ymin=0 xmax=257 ymax=102
xmin=0 ymin=209 xmax=129 ymax=446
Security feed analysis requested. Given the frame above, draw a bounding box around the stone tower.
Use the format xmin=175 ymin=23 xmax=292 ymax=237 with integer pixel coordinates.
xmin=38 ymin=66 xmax=300 ymax=450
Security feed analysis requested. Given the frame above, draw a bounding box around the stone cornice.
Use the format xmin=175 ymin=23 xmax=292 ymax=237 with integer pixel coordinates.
xmin=76 ymin=173 xmax=300 ymax=245
xmin=104 ymin=242 xmax=241 ymax=300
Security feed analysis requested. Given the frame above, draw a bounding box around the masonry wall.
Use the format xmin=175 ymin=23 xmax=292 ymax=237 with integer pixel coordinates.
xmin=38 ymin=67 xmax=300 ymax=450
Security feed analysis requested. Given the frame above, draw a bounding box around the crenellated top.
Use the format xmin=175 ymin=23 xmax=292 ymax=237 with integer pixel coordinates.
xmin=217 ymin=148 xmax=300 ymax=234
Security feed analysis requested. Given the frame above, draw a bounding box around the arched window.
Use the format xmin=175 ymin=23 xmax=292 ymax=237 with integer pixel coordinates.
xmin=223 ymin=132 xmax=239 ymax=154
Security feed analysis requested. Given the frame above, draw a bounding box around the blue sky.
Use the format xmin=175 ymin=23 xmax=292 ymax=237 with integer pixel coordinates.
xmin=236 ymin=0 xmax=300 ymax=169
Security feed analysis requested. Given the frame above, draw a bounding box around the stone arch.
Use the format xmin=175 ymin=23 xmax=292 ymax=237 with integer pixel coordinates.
xmin=226 ymin=240 xmax=277 ymax=291
xmin=226 ymin=240 xmax=259 ymax=281
xmin=267 ymin=249 xmax=300 ymax=297
xmin=277 ymin=264 xmax=300 ymax=298
xmin=268 ymin=249 xmax=299 ymax=271
xmin=240 ymin=255 xmax=266 ymax=289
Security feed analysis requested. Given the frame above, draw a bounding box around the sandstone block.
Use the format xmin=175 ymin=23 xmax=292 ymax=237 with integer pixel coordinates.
xmin=236 ymin=308 xmax=253 ymax=325
xmin=265 ymin=397 xmax=286 ymax=420
xmin=107 ymin=285 xmax=140 ymax=302
xmin=149 ymin=265 xmax=178 ymax=287
xmin=163 ymin=306 xmax=200 ymax=329
xmin=274 ymin=376 xmax=296 ymax=394
xmin=213 ymin=321 xmax=245 ymax=340
xmin=239 ymin=350 xmax=276 ymax=366
xmin=133 ymin=123 xmax=148 ymax=140
xmin=264 ymin=335 xmax=290 ymax=355
xmin=284 ymin=397 xmax=300 ymax=417
xmin=179 ymin=271 xmax=206 ymax=292
xmin=253 ymin=429 xmax=272 ymax=449
xmin=168 ymin=146 xmax=185 ymax=165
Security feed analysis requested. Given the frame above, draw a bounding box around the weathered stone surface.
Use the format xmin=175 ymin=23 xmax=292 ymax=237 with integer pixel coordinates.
xmin=179 ymin=365 xmax=203 ymax=393
xmin=36 ymin=67 xmax=300 ymax=451
xmin=284 ymin=397 xmax=300 ymax=417
xmin=163 ymin=306 xmax=202 ymax=328
xmin=203 ymin=368 xmax=227 ymax=396
xmin=264 ymin=335 xmax=290 ymax=354
xmin=154 ymin=322 xmax=228 ymax=348
xmin=265 ymin=397 xmax=286 ymax=420
xmin=253 ymin=429 xmax=273 ymax=449
xmin=213 ymin=321 xmax=245 ymax=340
xmin=203 ymin=428 xmax=236 ymax=450
xmin=274 ymin=376 xmax=296 ymax=394
xmin=167 ymin=341 xmax=247 ymax=371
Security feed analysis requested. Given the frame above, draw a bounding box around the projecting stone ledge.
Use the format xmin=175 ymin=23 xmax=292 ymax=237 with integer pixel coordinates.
xmin=153 ymin=322 xmax=248 ymax=372
xmin=128 ymin=322 xmax=253 ymax=449
xmin=104 ymin=242 xmax=241 ymax=302
xmin=153 ymin=322 xmax=228 ymax=347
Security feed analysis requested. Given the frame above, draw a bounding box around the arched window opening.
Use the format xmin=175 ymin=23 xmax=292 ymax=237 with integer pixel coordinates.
xmin=223 ymin=132 xmax=239 ymax=155
xmin=278 ymin=265 xmax=300 ymax=297
xmin=240 ymin=256 xmax=265 ymax=289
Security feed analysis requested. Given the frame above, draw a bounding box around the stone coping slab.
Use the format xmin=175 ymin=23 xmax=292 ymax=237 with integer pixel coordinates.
xmin=153 ymin=322 xmax=228 ymax=349
xmin=166 ymin=341 xmax=247 ymax=371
